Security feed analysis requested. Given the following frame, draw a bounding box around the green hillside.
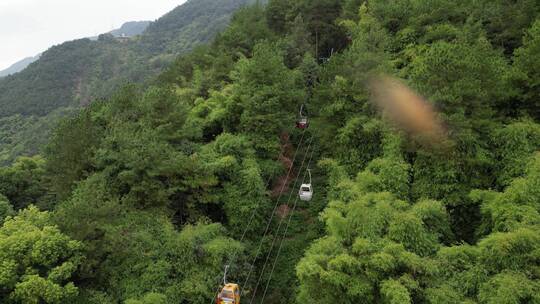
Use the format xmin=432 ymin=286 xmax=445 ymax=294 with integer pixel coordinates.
xmin=0 ymin=0 xmax=252 ymax=164
xmin=0 ymin=0 xmax=251 ymax=118
xmin=0 ymin=0 xmax=539 ymax=303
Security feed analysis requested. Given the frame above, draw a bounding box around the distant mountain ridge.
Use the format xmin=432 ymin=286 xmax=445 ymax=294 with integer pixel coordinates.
xmin=89 ymin=20 xmax=151 ymax=40
xmin=0 ymin=55 xmax=41 ymax=77
xmin=110 ymin=21 xmax=151 ymax=37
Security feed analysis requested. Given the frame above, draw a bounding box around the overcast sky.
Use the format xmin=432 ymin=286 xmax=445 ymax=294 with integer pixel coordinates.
xmin=0 ymin=0 xmax=187 ymax=70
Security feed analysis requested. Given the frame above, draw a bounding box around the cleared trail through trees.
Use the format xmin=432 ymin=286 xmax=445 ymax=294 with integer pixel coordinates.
xmin=259 ymin=145 xmax=316 ymax=303
xmin=247 ymin=139 xmax=314 ymax=304
xmin=241 ymin=135 xmax=313 ymax=297
xmin=210 ymin=130 xmax=308 ymax=303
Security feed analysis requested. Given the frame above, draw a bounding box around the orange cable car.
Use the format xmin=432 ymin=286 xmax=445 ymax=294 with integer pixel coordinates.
xmin=216 ymin=283 xmax=240 ymax=304
xmin=216 ymin=265 xmax=240 ymax=304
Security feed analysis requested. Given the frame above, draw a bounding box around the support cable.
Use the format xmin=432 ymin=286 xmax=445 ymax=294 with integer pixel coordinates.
xmin=259 ymin=146 xmax=316 ymax=303
xmin=209 ymin=130 xmax=306 ymax=303
xmin=248 ymin=139 xmax=314 ymax=304
xmin=241 ymin=135 xmax=312 ymax=297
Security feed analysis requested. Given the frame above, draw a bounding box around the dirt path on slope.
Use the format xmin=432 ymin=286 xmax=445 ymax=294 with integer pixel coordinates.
xmin=271 ymin=132 xmax=295 ymax=198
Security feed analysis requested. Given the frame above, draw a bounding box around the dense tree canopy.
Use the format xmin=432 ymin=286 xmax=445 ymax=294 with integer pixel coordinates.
xmin=0 ymin=0 xmax=539 ymax=303
xmin=0 ymin=207 xmax=82 ymax=303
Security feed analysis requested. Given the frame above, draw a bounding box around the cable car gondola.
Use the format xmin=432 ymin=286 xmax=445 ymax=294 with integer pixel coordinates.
xmin=299 ymin=169 xmax=313 ymax=201
xmin=216 ymin=266 xmax=241 ymax=304
xmin=216 ymin=283 xmax=240 ymax=304
xmin=296 ymin=104 xmax=309 ymax=129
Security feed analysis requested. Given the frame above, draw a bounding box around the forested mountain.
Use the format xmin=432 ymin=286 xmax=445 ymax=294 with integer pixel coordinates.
xmin=0 ymin=0 xmax=253 ymax=164
xmin=0 ymin=22 xmax=149 ymax=79
xmin=0 ymin=22 xmax=148 ymax=80
xmin=0 ymin=0 xmax=539 ymax=303
xmin=0 ymin=0 xmax=252 ymax=117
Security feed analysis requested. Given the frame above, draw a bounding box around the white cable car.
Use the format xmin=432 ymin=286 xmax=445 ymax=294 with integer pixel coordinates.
xmin=299 ymin=169 xmax=313 ymax=201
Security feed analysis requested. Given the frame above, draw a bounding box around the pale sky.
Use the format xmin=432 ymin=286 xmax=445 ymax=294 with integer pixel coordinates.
xmin=0 ymin=0 xmax=187 ymax=70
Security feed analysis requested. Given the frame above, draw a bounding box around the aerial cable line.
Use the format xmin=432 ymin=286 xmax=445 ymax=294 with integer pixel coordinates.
xmin=248 ymin=139 xmax=314 ymax=304
xmin=247 ymin=140 xmax=314 ymax=303
xmin=241 ymin=135 xmax=311 ymax=295
xmin=259 ymin=145 xmax=316 ymax=304
xmin=209 ymin=130 xmax=307 ymax=304
xmin=210 ymin=132 xmax=305 ymax=303
xmin=241 ymin=135 xmax=312 ymax=297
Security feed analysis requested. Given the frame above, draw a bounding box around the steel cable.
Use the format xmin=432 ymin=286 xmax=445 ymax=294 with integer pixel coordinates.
xmin=247 ymin=139 xmax=314 ymax=304
xmin=259 ymin=145 xmax=316 ymax=303
xmin=241 ymin=135 xmax=312 ymax=297
xmin=210 ymin=130 xmax=307 ymax=303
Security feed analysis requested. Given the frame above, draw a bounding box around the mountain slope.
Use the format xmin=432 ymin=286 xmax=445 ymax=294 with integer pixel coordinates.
xmin=0 ymin=54 xmax=40 ymax=77
xmin=139 ymin=0 xmax=251 ymax=54
xmin=0 ymin=0 xmax=252 ymax=164
xmin=0 ymin=22 xmax=149 ymax=79
xmin=0 ymin=0 xmax=251 ymax=118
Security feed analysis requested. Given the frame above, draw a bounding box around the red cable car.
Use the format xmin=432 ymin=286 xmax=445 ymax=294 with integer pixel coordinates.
xmin=296 ymin=104 xmax=309 ymax=129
